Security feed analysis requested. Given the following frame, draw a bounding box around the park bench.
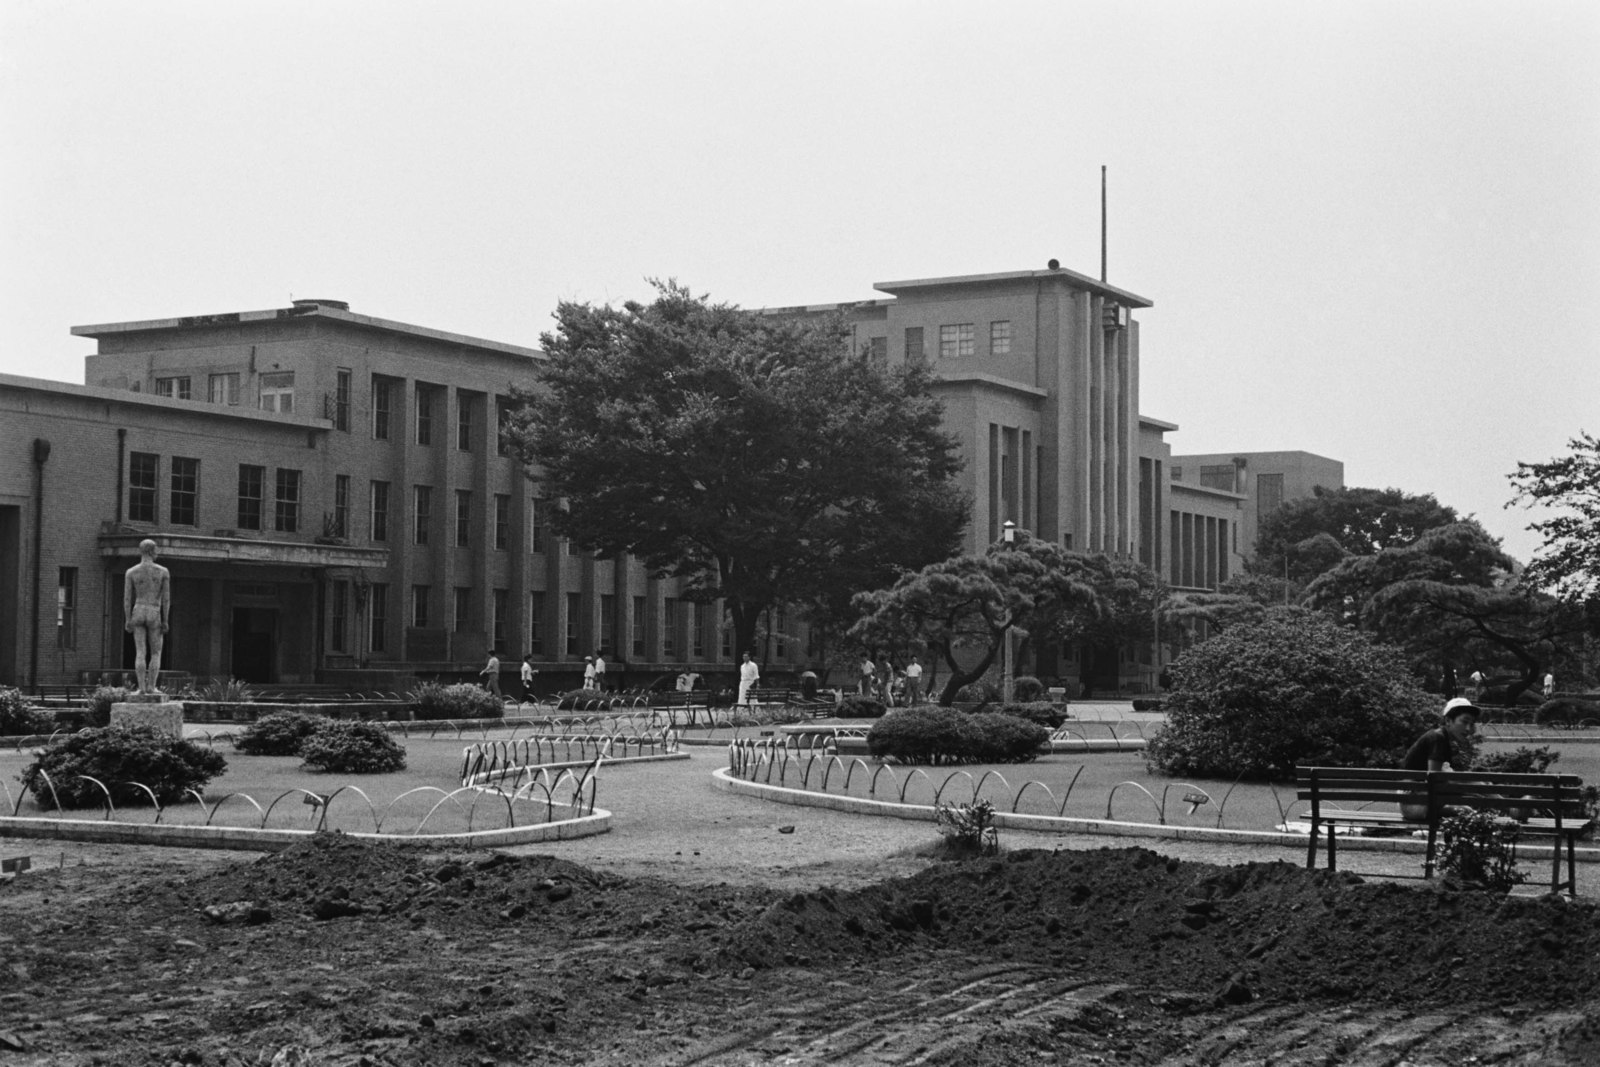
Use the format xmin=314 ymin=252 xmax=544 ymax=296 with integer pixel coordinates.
xmin=1296 ymin=766 xmax=1594 ymax=896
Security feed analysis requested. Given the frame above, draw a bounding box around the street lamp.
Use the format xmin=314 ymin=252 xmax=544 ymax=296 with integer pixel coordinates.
xmin=1001 ymin=520 xmax=1016 ymax=703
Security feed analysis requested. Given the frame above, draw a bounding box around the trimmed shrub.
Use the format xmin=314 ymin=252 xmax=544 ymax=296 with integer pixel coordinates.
xmin=835 ymin=695 xmax=887 ymax=719
xmin=0 ymin=687 xmax=53 ymax=737
xmin=955 ymin=680 xmax=1001 ymax=704
xmin=299 ymin=720 xmax=407 ymax=774
xmin=1145 ymin=609 xmax=1434 ymax=782
xmin=412 ymin=682 xmax=505 ymax=720
xmin=983 ymin=701 xmax=1067 ymax=729
xmin=867 ymin=707 xmax=1048 ymax=765
xmin=1472 ymin=745 xmax=1559 ymax=775
xmin=1535 ymin=697 xmax=1600 ymax=728
xmin=555 ymin=688 xmax=619 ymax=711
xmin=1012 ymin=675 xmax=1045 ymax=702
xmin=1131 ymin=699 xmax=1163 ymax=712
xmin=87 ymin=686 xmax=132 ymax=728
xmin=21 ymin=725 xmax=227 ymax=809
xmin=233 ymin=711 xmax=323 ymax=756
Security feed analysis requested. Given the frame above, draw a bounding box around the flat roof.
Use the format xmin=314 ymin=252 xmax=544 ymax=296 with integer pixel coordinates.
xmin=0 ymin=371 xmax=333 ymax=429
xmin=71 ymin=301 xmax=542 ymax=360
xmin=874 ymin=266 xmax=1153 ymax=309
xmin=1140 ymin=414 xmax=1180 ymax=432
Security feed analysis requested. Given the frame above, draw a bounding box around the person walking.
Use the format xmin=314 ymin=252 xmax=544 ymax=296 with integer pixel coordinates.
xmin=520 ymin=655 xmax=538 ymax=704
xmin=859 ymin=655 xmax=876 ymax=696
xmin=738 ymin=652 xmax=760 ymax=706
xmin=480 ymin=650 xmax=502 ymax=698
xmin=592 ymin=651 xmax=607 ymax=692
xmin=583 ymin=655 xmax=597 ymax=690
xmin=1544 ymin=671 xmax=1556 ymax=699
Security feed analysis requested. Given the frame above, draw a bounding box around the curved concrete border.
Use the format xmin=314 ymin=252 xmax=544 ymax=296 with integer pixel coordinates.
xmin=711 ymin=766 xmax=1600 ymax=866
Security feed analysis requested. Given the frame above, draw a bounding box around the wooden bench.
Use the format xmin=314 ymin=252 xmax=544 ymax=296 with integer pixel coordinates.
xmin=1297 ymin=766 xmax=1594 ymax=895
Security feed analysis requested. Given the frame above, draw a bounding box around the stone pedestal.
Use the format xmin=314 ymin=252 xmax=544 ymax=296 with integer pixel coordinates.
xmin=110 ymin=700 xmax=185 ymax=738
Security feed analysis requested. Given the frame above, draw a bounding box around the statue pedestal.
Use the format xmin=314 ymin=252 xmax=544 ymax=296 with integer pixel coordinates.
xmin=111 ymin=700 xmax=185 ymax=739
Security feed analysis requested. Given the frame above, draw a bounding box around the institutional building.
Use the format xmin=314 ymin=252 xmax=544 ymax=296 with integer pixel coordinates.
xmin=0 ymin=264 xmax=1341 ymax=692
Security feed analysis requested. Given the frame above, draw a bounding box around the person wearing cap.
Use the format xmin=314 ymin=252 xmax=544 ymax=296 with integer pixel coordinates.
xmin=1399 ymin=697 xmax=1479 ymax=820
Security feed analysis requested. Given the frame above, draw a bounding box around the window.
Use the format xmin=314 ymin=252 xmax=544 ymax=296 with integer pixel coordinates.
xmin=939 ymin=323 xmax=975 ymax=358
xmin=457 ymin=393 xmax=474 ymax=452
xmin=208 ymin=373 xmax=239 ymax=405
xmin=493 ymin=589 xmax=509 ymax=651
xmin=1200 ymin=465 xmax=1236 ymax=491
xmin=330 ymin=581 xmax=348 ymax=653
xmin=662 ymin=597 xmax=677 ymax=658
xmin=530 ymin=496 xmax=547 ymax=554
xmin=416 ymin=389 xmax=433 ymax=446
xmin=259 ymin=371 xmax=295 ymax=413
xmin=565 ymin=536 xmax=580 ymax=557
xmin=600 ymin=595 xmax=616 ymax=655
xmin=57 ymin=568 xmax=77 ymax=649
xmin=775 ymin=608 xmax=787 ymax=657
xmin=721 ymin=608 xmax=732 ymax=658
xmin=565 ymin=593 xmax=580 ymax=655
xmin=496 ymin=398 xmax=511 ymax=456
xmin=372 ymin=378 xmax=391 ymax=439
xmin=691 ymin=604 xmax=705 ymax=658
xmin=332 ymin=474 xmax=350 ymax=538
xmin=170 ymin=457 xmax=199 ymax=527
xmin=334 ymin=369 xmax=352 ymax=431
xmin=494 ymin=494 xmax=510 ymax=550
xmin=455 ymin=490 xmax=472 ymax=547
xmin=370 ymin=480 xmax=390 ymax=542
xmin=454 ymin=587 xmax=471 ymax=633
xmin=414 ymin=486 xmax=431 ymax=546
xmin=411 ymin=585 xmax=430 ymax=629
xmin=990 ymin=320 xmax=1012 ymax=356
xmin=632 ymin=596 xmax=646 ymax=656
xmin=904 ymin=326 xmax=924 ymax=361
xmin=156 ymin=376 xmax=191 ymax=400
xmin=128 ymin=452 xmax=158 ymax=523
xmin=528 ymin=591 xmax=545 ymax=654
xmin=369 ymin=583 xmax=388 ymax=653
xmin=237 ymin=465 xmax=263 ymax=530
xmin=274 ymin=469 xmax=301 ymax=533
xmin=868 ymin=336 xmax=887 ymax=363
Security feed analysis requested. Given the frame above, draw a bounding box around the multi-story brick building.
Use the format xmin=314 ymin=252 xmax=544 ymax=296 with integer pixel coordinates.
xmin=1 ymin=265 xmax=1340 ymax=691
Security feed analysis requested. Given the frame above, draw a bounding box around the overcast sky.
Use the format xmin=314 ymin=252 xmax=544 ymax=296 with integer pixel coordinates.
xmin=2 ymin=0 xmax=1594 ymax=563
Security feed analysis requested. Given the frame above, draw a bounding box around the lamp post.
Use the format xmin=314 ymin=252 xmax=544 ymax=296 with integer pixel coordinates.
xmin=1001 ymin=520 xmax=1016 ymax=703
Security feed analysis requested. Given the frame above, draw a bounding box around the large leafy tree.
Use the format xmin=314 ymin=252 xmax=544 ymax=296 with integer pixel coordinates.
xmin=1508 ymin=431 xmax=1600 ymax=602
xmin=849 ymin=534 xmax=1100 ymax=704
xmin=504 ymin=282 xmax=968 ymax=658
xmin=1254 ymin=486 xmax=1461 ymax=585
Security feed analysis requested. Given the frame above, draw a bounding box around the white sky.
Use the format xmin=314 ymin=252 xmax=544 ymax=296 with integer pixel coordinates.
xmin=2 ymin=0 xmax=1595 ymax=564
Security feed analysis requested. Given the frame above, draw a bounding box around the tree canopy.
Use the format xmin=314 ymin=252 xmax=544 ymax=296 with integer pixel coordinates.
xmin=1508 ymin=431 xmax=1600 ymax=602
xmin=504 ymin=282 xmax=969 ymax=658
xmin=1253 ymin=486 xmax=1461 ymax=585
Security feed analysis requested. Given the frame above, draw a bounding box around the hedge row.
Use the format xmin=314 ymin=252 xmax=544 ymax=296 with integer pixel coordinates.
xmin=866 ymin=707 xmax=1049 ymax=765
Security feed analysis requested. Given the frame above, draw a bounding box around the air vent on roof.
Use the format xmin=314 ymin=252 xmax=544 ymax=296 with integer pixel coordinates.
xmin=291 ymin=298 xmax=350 ymax=311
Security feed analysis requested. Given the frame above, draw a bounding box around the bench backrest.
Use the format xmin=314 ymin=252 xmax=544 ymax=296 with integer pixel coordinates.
xmin=1297 ymin=765 xmax=1589 ymax=816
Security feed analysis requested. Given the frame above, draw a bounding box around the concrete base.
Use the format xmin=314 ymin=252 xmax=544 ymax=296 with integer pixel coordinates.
xmin=110 ymin=701 xmax=185 ymax=738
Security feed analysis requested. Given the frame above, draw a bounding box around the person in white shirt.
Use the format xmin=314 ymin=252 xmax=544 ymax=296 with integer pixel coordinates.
xmin=593 ymin=652 xmax=607 ymax=691
xmin=904 ymin=657 xmax=924 ymax=704
xmin=520 ymin=655 xmax=537 ymax=703
xmin=738 ymin=652 xmax=760 ymax=705
xmin=1544 ymin=672 xmax=1556 ymax=698
xmin=583 ymin=655 xmax=597 ymax=690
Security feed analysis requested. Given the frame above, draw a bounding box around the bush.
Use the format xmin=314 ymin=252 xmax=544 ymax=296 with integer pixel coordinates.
xmin=1131 ymin=699 xmax=1163 ymax=712
xmin=1535 ymin=697 xmax=1600 ymax=728
xmin=21 ymin=725 xmax=227 ymax=809
xmin=298 ymin=720 xmax=407 ymax=774
xmin=555 ymin=687 xmax=619 ymax=711
xmin=233 ymin=711 xmax=323 ymax=756
xmin=1012 ymin=675 xmax=1044 ymax=702
xmin=193 ymin=677 xmax=256 ymax=703
xmin=0 ymin=687 xmax=53 ymax=737
xmin=1472 ymin=745 xmax=1560 ymax=775
xmin=955 ymin=679 xmax=1000 ymax=704
xmin=1437 ymin=810 xmax=1527 ymax=893
xmin=1145 ymin=609 xmax=1434 ymax=782
xmin=835 ymin=695 xmax=887 ymax=719
xmin=411 ymin=682 xmax=505 ymax=720
xmin=935 ymin=800 xmax=999 ymax=856
xmin=867 ymin=707 xmax=1048 ymax=765
xmin=87 ymin=686 xmax=132 ymax=728
xmin=983 ymin=701 xmax=1067 ymax=729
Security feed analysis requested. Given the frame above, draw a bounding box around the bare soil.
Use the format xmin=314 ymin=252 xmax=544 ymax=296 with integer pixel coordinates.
xmin=2 ymin=830 xmax=1598 ymax=1067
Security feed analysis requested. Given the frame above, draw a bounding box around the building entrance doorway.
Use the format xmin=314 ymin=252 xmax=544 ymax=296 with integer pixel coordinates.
xmin=231 ymin=608 xmax=278 ymax=683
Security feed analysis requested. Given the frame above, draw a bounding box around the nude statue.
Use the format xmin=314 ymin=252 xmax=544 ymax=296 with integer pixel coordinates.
xmin=123 ymin=539 xmax=171 ymax=696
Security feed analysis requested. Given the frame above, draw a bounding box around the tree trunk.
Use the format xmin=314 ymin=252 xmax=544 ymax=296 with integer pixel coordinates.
xmin=935 ymin=636 xmax=1001 ymax=705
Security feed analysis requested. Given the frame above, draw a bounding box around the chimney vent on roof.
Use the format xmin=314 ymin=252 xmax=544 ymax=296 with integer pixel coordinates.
xmin=1047 ymin=259 xmax=1061 ymax=270
xmin=291 ymin=298 xmax=350 ymax=312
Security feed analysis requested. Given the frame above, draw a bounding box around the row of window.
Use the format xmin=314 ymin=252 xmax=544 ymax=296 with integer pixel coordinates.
xmin=903 ymin=320 xmax=1011 ymax=361
xmin=372 ymin=379 xmax=513 ymax=455
xmin=128 ymin=452 xmax=302 ymax=533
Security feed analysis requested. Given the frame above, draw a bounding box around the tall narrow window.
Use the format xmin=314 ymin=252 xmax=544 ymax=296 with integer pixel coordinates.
xmin=493 ymin=589 xmax=509 ymax=651
xmin=496 ymin=398 xmax=511 ymax=456
xmin=57 ymin=568 xmax=77 ymax=649
xmin=208 ymin=373 xmax=239 ymax=405
xmin=369 ymin=480 xmax=390 ymax=542
xmin=691 ymin=604 xmax=706 ymax=658
xmin=128 ymin=452 xmax=158 ymax=523
xmin=494 ymin=494 xmax=510 ymax=550
xmin=413 ymin=486 xmax=432 ymax=546
xmin=457 ymin=393 xmax=474 ymax=452
xmin=416 ymin=389 xmax=433 ymax=445
xmin=334 ymin=368 xmax=352 ymax=431
xmin=528 ymin=591 xmax=545 ymax=654
xmin=454 ymin=587 xmax=471 ymax=633
xmin=455 ymin=490 xmax=472 ymax=547
xmin=530 ymin=496 xmax=547 ymax=554
xmin=372 ymin=379 xmax=392 ymax=440
xmin=332 ymin=474 xmax=350 ymax=538
xmin=631 ymin=595 xmax=646 ymax=657
xmin=721 ymin=608 xmax=733 ymax=658
xmin=600 ymin=595 xmax=616 ymax=655
xmin=774 ymin=608 xmax=787 ymax=657
xmin=411 ymin=585 xmax=431 ymax=628
xmin=170 ymin=457 xmax=199 ymax=527
xmin=259 ymin=371 xmax=295 ymax=413
xmin=990 ymin=320 xmax=1012 ymax=356
xmin=565 ymin=593 xmax=581 ymax=655
xmin=237 ymin=464 xmax=264 ymax=530
xmin=274 ymin=468 xmax=301 ymax=533
xmin=330 ymin=581 xmax=348 ymax=653
xmin=868 ymin=336 xmax=887 ymax=363
xmin=156 ymin=376 xmax=191 ymax=400
xmin=369 ymin=583 xmax=388 ymax=653
xmin=662 ymin=597 xmax=677 ymax=658
xmin=904 ymin=326 xmax=925 ymax=361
